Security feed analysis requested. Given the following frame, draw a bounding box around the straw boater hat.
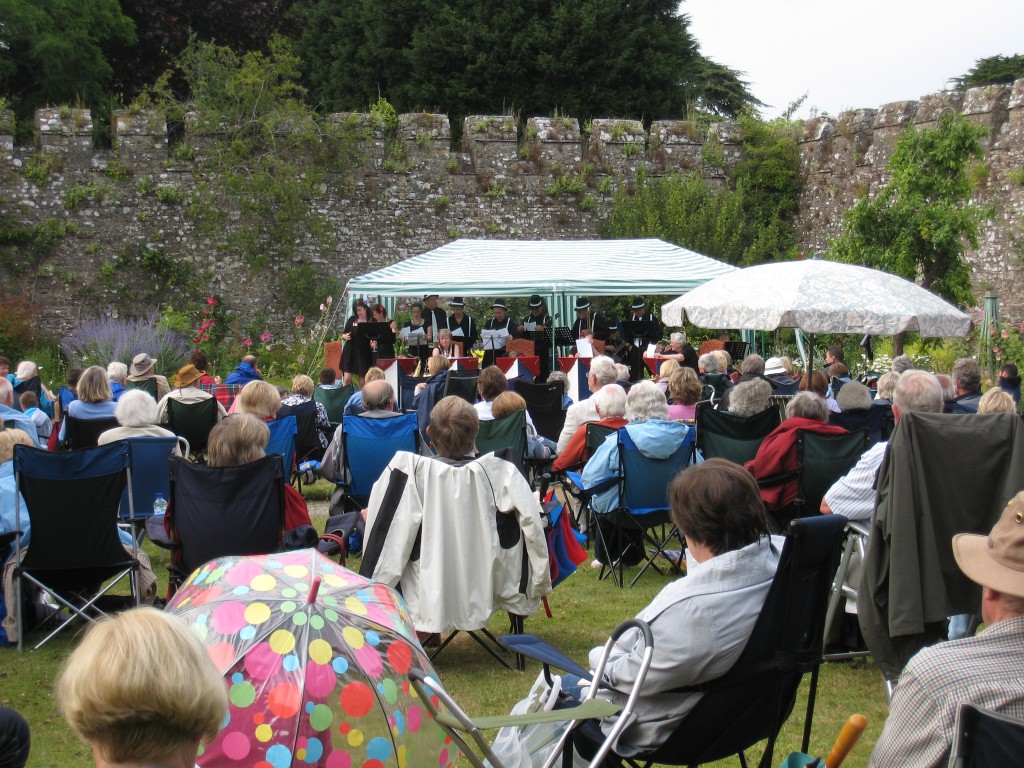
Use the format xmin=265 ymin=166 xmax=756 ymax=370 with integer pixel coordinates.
xmin=130 ymin=353 xmax=156 ymax=376
xmin=953 ymin=491 xmax=1024 ymax=598
xmin=174 ymin=364 xmax=202 ymax=389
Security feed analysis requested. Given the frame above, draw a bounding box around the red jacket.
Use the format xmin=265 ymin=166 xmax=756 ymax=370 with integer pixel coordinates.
xmin=745 ymin=417 xmax=848 ymax=511
xmin=552 ymin=417 xmax=628 ymax=472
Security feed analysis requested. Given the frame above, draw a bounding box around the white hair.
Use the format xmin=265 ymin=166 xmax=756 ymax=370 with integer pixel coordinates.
xmin=670 ymin=331 xmax=686 ymax=346
xmin=615 ymin=363 xmax=630 ymax=381
xmin=107 ymin=361 xmax=128 ymax=383
xmin=593 ymin=383 xmax=627 ymax=418
xmin=698 ymin=353 xmax=720 ymax=373
xmin=589 ymin=356 xmax=618 ymax=387
xmin=625 ymin=380 xmax=669 ymax=422
xmin=15 ymin=361 xmax=37 ymax=380
xmin=115 ymin=389 xmax=159 ymax=427
xmin=786 ymin=391 xmax=828 ymax=422
xmin=728 ymin=379 xmax=772 ymax=417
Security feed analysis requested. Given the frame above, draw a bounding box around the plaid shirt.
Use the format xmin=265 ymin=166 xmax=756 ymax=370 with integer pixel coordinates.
xmin=199 ymin=382 xmax=241 ymax=409
xmin=870 ymin=615 xmax=1024 ymax=767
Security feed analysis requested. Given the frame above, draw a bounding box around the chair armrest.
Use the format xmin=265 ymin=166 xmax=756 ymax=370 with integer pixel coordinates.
xmin=497 ymin=633 xmax=592 ymax=680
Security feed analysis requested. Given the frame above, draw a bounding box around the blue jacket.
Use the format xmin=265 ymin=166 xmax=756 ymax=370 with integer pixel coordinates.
xmin=0 ymin=461 xmax=30 ymax=555
xmin=224 ymin=361 xmax=262 ymax=387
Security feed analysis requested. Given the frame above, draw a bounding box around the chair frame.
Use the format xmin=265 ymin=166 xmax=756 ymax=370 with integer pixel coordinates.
xmin=164 ymin=396 xmax=220 ymax=461
xmin=338 ymin=413 xmax=420 ymax=510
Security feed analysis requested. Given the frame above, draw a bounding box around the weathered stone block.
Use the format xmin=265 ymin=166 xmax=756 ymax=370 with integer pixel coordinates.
xmin=649 ymin=120 xmax=703 ymax=173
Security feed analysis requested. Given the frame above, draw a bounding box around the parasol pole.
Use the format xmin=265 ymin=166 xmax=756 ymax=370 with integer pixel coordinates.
xmin=307 ymin=576 xmax=322 ymax=604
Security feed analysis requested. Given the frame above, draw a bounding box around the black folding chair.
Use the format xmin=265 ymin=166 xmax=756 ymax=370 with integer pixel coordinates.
xmin=829 ymin=406 xmax=889 ymax=446
xmin=950 ymin=704 xmax=1024 ymax=768
xmin=444 ymin=371 xmax=479 ymax=404
xmin=12 ymin=443 xmax=142 ymax=650
xmin=516 ymin=380 xmax=567 ymax=443
xmin=63 ymin=413 xmax=120 ymax=450
xmin=165 ymin=397 xmax=219 ymax=460
xmin=278 ymin=399 xmax=325 ymax=467
xmin=165 ymin=455 xmax=285 ymax=591
xmin=695 ymin=403 xmax=780 ymax=465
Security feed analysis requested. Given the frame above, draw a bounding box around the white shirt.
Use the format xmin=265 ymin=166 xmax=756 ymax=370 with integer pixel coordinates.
xmin=823 ymin=441 xmax=887 ymax=522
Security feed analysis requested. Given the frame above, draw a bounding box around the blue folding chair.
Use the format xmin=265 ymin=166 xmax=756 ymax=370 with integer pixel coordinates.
xmin=596 ymin=425 xmax=696 ymax=587
xmin=13 ymin=443 xmax=141 ymax=650
xmin=117 ymin=437 xmax=185 ymax=542
xmin=267 ymin=414 xmax=298 ymax=481
xmin=340 ymin=413 xmax=419 ymax=509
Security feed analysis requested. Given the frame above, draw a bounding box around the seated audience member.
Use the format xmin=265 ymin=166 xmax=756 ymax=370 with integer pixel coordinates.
xmin=224 ymin=354 xmax=262 ymax=387
xmin=414 ymin=355 xmax=451 ymax=449
xmin=697 ymin=351 xmax=731 ymax=402
xmin=318 ymin=367 xmax=341 ymax=390
xmin=552 ymin=384 xmax=627 ymax=472
xmin=321 ymin=381 xmax=402 ymax=483
xmin=713 ymin=350 xmax=734 ymax=381
xmin=826 ymin=361 xmax=852 ymax=386
xmin=666 ymin=367 xmax=702 ymax=421
xmin=0 ymin=707 xmax=29 ymax=768
xmin=825 ymin=345 xmax=845 ymax=366
xmin=835 ymin=380 xmax=872 ymax=413
xmin=615 ymin=363 xmax=631 ymax=384
xmin=98 ymin=390 xmax=182 ymax=455
xmin=344 ymin=367 xmax=387 ymax=417
xmin=490 ymin=391 xmax=554 ymax=459
xmin=189 ymin=349 xmax=218 ymax=386
xmin=655 ymin=331 xmax=698 ymax=372
xmin=890 ymin=354 xmax=914 ymax=374
xmin=946 ymin=357 xmax=983 ymax=413
xmin=8 ymin=361 xmax=54 ymax=418
xmin=156 ymin=364 xmax=227 ymax=424
xmin=556 ymin=356 xmax=620 ymax=454
xmin=870 ymin=492 xmax=1024 ymax=768
xmin=126 ymin=353 xmax=170 ymax=400
xmin=935 ymin=373 xmax=956 ymax=406
xmin=725 ymin=378 xmax=772 ymax=418
xmin=358 ymin=396 xmax=550 ymax=634
xmin=978 ymin=386 xmax=1017 ymax=414
xmin=234 ymin=379 xmax=281 ymax=420
xmin=583 ymin=381 xmax=694 ymax=567
xmin=474 ymin=365 xmax=509 ymax=420
xmin=280 ymin=374 xmax=332 ymax=450
xmin=0 ymin=379 xmax=41 ymax=447
xmin=206 ymin=414 xmax=311 ymax=531
xmin=546 ymin=370 xmax=573 ymax=410
xmin=999 ymin=363 xmax=1021 ymax=406
xmin=800 ymin=369 xmax=839 ymax=413
xmin=654 ymin=359 xmax=679 ymax=395
xmin=561 ymin=459 xmax=780 ymax=760
xmin=0 ymin=429 xmax=35 ymax=557
xmin=58 ymin=366 xmax=117 ymax=444
xmin=106 ymin=362 xmax=128 ymax=402
xmin=822 ymin=370 xmax=944 ymax=520
xmin=18 ymin=392 xmax=52 ymax=442
xmin=745 ymin=391 xmax=847 ymax=517
xmin=873 ymin=371 xmax=900 ymax=406
xmin=57 ymin=607 xmax=227 ymax=768
xmin=56 ymin=367 xmax=83 ymax=420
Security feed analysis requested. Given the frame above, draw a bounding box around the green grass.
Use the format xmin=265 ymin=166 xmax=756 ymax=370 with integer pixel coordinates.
xmin=5 ymin=495 xmax=891 ymax=767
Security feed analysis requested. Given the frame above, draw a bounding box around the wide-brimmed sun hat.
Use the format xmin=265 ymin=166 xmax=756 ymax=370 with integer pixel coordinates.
xmin=953 ymin=491 xmax=1024 ymax=598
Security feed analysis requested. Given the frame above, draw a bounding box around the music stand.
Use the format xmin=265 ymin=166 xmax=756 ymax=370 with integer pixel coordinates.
xmin=724 ymin=340 xmax=749 ymax=362
xmin=356 ymin=321 xmax=392 ymax=365
xmin=554 ymin=327 xmax=575 ymax=352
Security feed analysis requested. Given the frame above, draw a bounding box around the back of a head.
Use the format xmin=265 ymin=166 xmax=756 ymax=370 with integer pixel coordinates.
xmin=189 ymin=350 xmax=209 ymax=372
xmin=77 ymin=366 xmax=114 ymax=403
xmin=1002 ymin=363 xmax=1020 ymax=379
xmin=713 ymin=349 xmax=731 ymax=372
xmin=890 ymin=354 xmax=913 ymax=374
xmin=589 ymin=356 xmax=618 ymax=387
xmin=15 ymin=360 xmax=37 ymax=380
xmin=625 ymin=380 xmax=669 ymax=422
xmin=670 ymin=458 xmax=768 ymax=556
xmin=615 ymin=363 xmax=630 ymax=382
xmin=0 ymin=428 xmax=34 ymax=463
xmin=364 ymin=367 xmax=385 ymax=383
xmin=237 ymin=380 xmax=281 ymax=420
xmin=319 ymin=368 xmax=337 ymax=386
xmin=786 ymin=391 xmax=828 ymax=422
xmin=207 ymin=413 xmax=269 ymax=467
xmin=698 ymin=352 xmax=720 ymax=374
xmin=427 ymin=355 xmax=450 ymax=376
xmin=658 ymin=359 xmax=680 ymax=381
xmin=291 ymin=374 xmax=314 ymax=397
xmin=978 ymin=387 xmax=1017 ymax=415
xmin=107 ymin=361 xmax=128 ymax=383
xmin=836 ymin=380 xmax=872 ymax=412
xmin=827 ymin=345 xmax=845 ymax=363
xmin=799 ymin=370 xmax=828 ymax=398
xmin=19 ymin=391 xmax=38 ymax=411
xmin=594 ymin=383 xmax=627 ymax=418
xmin=57 ymin=607 xmax=227 ymax=766
xmin=876 ymin=371 xmax=900 ymax=400
xmin=728 ymin=378 xmax=772 ymax=417
xmin=827 ymin=362 xmax=850 ymax=380
xmin=491 ymin=390 xmax=527 ymax=420
xmin=67 ymin=367 xmax=84 ymax=388
xmin=668 ymin=367 xmax=702 ymax=407
xmin=547 ymin=370 xmax=568 ymax=394
xmin=893 ymin=370 xmax=944 ymax=415
xmin=428 ymin=395 xmax=479 ymax=458
xmin=953 ymin=357 xmax=981 ymax=393
xmin=361 ymin=379 xmax=395 ymax=411
xmin=115 ymin=390 xmax=158 ymax=428
xmin=477 ymin=365 xmax=508 ymax=402
xmin=741 ymin=354 xmax=765 ymax=376
xmin=934 ymin=373 xmax=956 ymax=401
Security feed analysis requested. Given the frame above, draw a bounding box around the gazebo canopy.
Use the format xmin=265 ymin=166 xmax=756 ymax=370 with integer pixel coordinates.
xmin=344 ymin=238 xmax=737 ymax=323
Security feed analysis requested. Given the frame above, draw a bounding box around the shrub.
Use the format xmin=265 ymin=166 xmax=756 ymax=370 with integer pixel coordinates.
xmin=0 ymin=293 xmax=42 ymax=363
xmin=61 ymin=313 xmax=191 ymax=375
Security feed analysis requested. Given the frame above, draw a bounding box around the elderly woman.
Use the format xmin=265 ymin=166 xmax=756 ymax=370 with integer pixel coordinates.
xmin=432 ymin=328 xmax=458 ymax=359
xmin=654 ymin=359 xmax=679 ymax=395
xmin=58 ymin=366 xmax=117 ymax=443
xmin=978 ymin=387 xmax=1017 ymax=414
xmin=725 ymin=377 xmax=772 ymax=418
xmin=97 ymin=390 xmax=181 ymax=455
xmin=667 ymin=367 xmax=702 ymax=421
xmin=57 ymin=607 xmax=227 ymax=768
xmin=655 ymin=331 xmax=698 ymax=371
xmin=8 ymin=360 xmax=54 ymax=419
xmin=873 ymin=371 xmax=900 ymax=406
xmin=280 ymin=373 xmax=331 ymax=449
xmin=552 ymin=383 xmax=628 ymax=472
xmin=745 ymin=391 xmax=848 ymax=519
xmin=235 ymin=379 xmax=282 ymax=421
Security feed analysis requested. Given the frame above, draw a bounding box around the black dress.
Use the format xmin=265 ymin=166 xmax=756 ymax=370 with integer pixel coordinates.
xmin=340 ymin=316 xmax=372 ymax=378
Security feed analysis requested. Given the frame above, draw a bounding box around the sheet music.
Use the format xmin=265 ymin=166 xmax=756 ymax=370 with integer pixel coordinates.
xmin=451 ymin=327 xmax=465 ymax=337
xmin=646 ymin=343 xmax=658 ymax=357
xmin=482 ymin=329 xmax=510 ymax=350
xmin=401 ymin=330 xmax=426 ymax=346
xmin=576 ymin=337 xmax=594 ymax=358
xmin=523 ymin=320 xmax=537 ymax=332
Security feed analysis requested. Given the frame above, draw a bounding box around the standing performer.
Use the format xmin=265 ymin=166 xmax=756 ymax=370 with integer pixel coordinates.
xmin=482 ymin=300 xmax=516 ymax=368
xmin=621 ymin=297 xmax=663 ymax=382
xmin=446 ymin=297 xmax=478 ymax=356
xmin=399 ymin=302 xmax=431 ymax=371
xmin=422 ymin=294 xmax=448 ymax=347
xmin=518 ymin=294 xmax=553 ymax=381
xmin=369 ymin=304 xmax=398 ymax=365
xmin=340 ymin=299 xmax=372 ymax=385
xmin=571 ymin=297 xmax=612 ymax=355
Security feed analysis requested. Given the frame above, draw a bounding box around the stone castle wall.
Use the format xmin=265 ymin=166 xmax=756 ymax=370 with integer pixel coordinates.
xmin=2 ymin=78 xmax=1024 ymax=337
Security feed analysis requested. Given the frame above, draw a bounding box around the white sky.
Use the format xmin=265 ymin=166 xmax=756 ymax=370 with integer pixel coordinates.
xmin=682 ymin=0 xmax=1024 ymax=119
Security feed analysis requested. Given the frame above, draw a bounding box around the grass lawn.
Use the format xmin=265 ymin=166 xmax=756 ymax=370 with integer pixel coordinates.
xmin=2 ymin=485 xmax=891 ymax=767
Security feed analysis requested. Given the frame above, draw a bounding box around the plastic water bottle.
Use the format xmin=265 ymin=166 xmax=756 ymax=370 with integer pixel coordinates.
xmin=152 ymin=493 xmax=168 ymax=517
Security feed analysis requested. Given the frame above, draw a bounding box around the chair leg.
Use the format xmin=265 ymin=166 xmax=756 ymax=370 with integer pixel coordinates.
xmin=802 ymin=665 xmax=820 ymax=754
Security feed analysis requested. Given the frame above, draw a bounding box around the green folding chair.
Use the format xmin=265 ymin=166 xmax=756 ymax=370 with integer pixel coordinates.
xmin=314 ymin=383 xmax=356 ymax=426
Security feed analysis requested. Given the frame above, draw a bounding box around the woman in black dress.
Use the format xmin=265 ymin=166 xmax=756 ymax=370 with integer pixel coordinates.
xmin=340 ymin=300 xmax=372 ymax=385
xmin=370 ymin=304 xmax=398 ymax=365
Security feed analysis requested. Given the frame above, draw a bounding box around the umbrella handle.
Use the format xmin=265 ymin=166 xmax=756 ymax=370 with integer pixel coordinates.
xmin=825 ymin=714 xmax=867 ymax=768
xmin=307 ymin=576 xmax=322 ymax=604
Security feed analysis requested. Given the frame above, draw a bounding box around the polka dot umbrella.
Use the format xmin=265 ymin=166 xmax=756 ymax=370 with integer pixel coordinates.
xmin=167 ymin=548 xmax=459 ymax=768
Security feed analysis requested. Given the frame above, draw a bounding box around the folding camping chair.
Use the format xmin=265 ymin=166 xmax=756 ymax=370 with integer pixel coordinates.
xmin=409 ymin=619 xmax=652 ymax=768
xmin=949 ymin=704 xmax=1024 ymax=768
xmin=501 ymin=514 xmax=848 ymax=768
xmin=266 ymin=414 xmax=298 ymax=482
xmin=118 ymin=436 xmax=188 ymax=543
xmin=444 ymin=371 xmax=479 ymax=404
xmin=517 ymin=380 xmax=567 ymax=444
xmin=278 ymin=399 xmax=325 ymax=468
xmin=63 ymin=414 xmax=120 ymax=450
xmin=164 ymin=396 xmax=219 ymax=461
xmin=828 ymin=406 xmax=890 ymax=446
xmin=561 ymin=422 xmax=618 ymax=537
xmin=593 ymin=426 xmax=696 ymax=588
xmin=477 ymin=410 xmax=529 ymax=479
xmin=696 ymin=402 xmax=780 ymax=465
xmin=314 ymin=383 xmax=356 ymax=425
xmin=165 ymin=454 xmax=285 ymax=590
xmin=338 ymin=413 xmax=419 ymax=510
xmin=125 ymin=377 xmax=158 ymax=397
xmin=823 ymin=519 xmax=871 ymax=662
xmin=12 ymin=442 xmax=142 ymax=650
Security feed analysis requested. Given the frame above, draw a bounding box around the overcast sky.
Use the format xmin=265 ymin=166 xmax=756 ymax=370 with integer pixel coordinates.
xmin=683 ymin=0 xmax=1024 ymax=119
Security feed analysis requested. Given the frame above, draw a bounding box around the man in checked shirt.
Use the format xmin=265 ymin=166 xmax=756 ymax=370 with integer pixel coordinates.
xmin=870 ymin=492 xmax=1024 ymax=767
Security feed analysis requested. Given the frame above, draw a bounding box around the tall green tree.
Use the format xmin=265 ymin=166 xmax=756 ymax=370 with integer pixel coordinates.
xmin=0 ymin=0 xmax=135 ymax=138
xmin=297 ymin=0 xmax=759 ymax=129
xmin=951 ymin=54 xmax=1024 ymax=89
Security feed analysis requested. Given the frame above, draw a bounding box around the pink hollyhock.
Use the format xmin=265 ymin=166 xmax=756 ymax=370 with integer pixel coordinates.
xmin=241 ymin=338 xmax=253 ymax=348
xmin=260 ymin=331 xmax=272 ymax=343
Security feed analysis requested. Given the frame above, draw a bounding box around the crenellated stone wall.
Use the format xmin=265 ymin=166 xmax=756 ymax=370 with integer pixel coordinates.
xmin=3 ymin=78 xmax=1024 ymax=338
